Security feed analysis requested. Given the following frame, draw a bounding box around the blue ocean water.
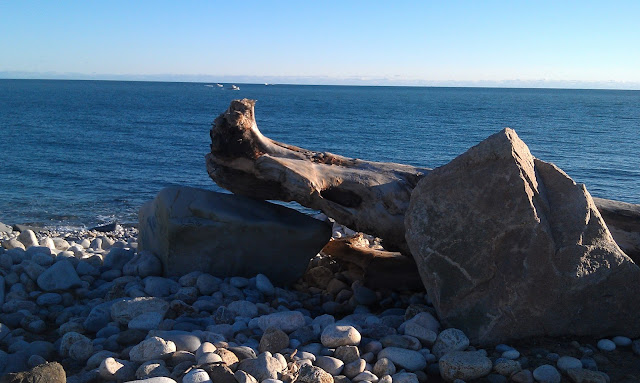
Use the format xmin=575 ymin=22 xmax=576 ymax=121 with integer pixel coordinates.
xmin=0 ymin=79 xmax=638 ymax=228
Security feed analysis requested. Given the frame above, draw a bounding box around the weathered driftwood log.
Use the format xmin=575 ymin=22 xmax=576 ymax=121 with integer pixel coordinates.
xmin=206 ymin=99 xmax=430 ymax=253
xmin=206 ymin=99 xmax=640 ymax=261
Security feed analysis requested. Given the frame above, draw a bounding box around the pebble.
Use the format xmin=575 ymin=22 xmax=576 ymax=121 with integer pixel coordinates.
xmin=556 ymin=355 xmax=582 ymax=372
xmin=611 ymin=335 xmax=631 ymax=347
xmin=256 ymin=273 xmax=275 ymax=295
xmin=257 ymin=311 xmax=306 ymax=333
xmin=183 ymin=368 xmax=213 ymax=383
xmin=129 ymin=336 xmax=177 ymax=362
xmin=432 ymin=328 xmax=470 ymax=358
xmin=373 ymin=357 xmax=396 ymax=377
xmin=316 ymin=355 xmax=345 ymax=375
xmin=493 ymin=358 xmax=521 ymax=376
xmin=36 ymin=259 xmax=83 ymax=291
xmin=566 ymin=368 xmax=609 ymax=383
xmin=596 ymin=339 xmax=616 ymax=352
xmin=438 ymin=350 xmax=492 ymax=382
xmin=501 ymin=349 xmax=520 ymax=360
xmin=532 ymin=364 xmax=561 ymax=383
xmin=377 ymin=347 xmax=427 ymax=372
xmin=391 ymin=372 xmax=418 ymax=383
xmin=321 ymin=324 xmax=362 ymax=347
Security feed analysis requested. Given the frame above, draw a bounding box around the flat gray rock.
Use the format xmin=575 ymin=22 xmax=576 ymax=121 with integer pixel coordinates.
xmin=138 ymin=186 xmax=331 ymax=285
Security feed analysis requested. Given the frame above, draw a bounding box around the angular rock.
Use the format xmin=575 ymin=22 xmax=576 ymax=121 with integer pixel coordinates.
xmin=138 ymin=186 xmax=331 ymax=285
xmin=405 ymin=128 xmax=640 ymax=344
xmin=36 ymin=259 xmax=82 ymax=291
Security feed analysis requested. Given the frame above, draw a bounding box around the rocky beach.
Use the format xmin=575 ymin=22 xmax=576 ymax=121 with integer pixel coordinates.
xmin=0 ymin=98 xmax=639 ymax=383
xmin=0 ymin=222 xmax=639 ymax=383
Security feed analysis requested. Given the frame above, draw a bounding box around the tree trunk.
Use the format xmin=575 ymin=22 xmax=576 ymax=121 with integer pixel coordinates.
xmin=206 ymin=99 xmax=429 ymax=253
xmin=206 ymin=99 xmax=640 ymax=262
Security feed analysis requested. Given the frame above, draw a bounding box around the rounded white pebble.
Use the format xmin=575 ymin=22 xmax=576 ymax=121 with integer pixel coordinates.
xmin=597 ymin=339 xmax=616 ymax=352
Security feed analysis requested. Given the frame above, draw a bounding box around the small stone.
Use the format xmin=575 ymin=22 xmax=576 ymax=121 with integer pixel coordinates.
xmin=391 ymin=372 xmax=418 ymax=383
xmin=377 ymin=347 xmax=426 ymax=372
xmin=353 ymin=371 xmax=378 ymax=383
xmin=321 ymin=324 xmax=361 ymax=348
xmin=136 ymin=360 xmax=171 ymax=379
xmin=17 ymin=230 xmax=39 ymax=248
xmin=228 ymin=300 xmax=259 ymax=318
xmin=566 ymin=368 xmax=609 ymax=383
xmin=297 ymin=364 xmax=334 ymax=383
xmin=129 ymin=336 xmax=177 ymax=362
xmin=234 ymin=370 xmax=259 ymax=383
xmin=237 ymin=352 xmax=285 ymax=381
xmin=373 ymin=357 xmax=396 ymax=377
xmin=432 ymin=328 xmax=470 ymax=359
xmin=438 ymin=351 xmax=492 ymax=382
xmin=343 ymin=358 xmax=366 ymax=379
xmin=316 ymin=356 xmax=344 ymax=376
xmin=611 ymin=336 xmax=631 ymax=347
xmin=123 ymin=250 xmax=162 ymax=278
xmin=493 ymin=358 xmax=521 ymax=377
xmin=556 ymin=356 xmax=582 ymax=372
xmin=532 ymin=365 xmax=561 ymax=383
xmin=260 ymin=327 xmax=290 ymax=353
xmin=334 ymin=345 xmax=360 ymax=364
xmin=596 ymin=339 xmax=616 ymax=352
xmin=632 ymin=340 xmax=640 ymax=356
xmin=0 ymin=361 xmax=65 ymax=383
xmin=198 ymin=352 xmax=223 ymax=365
xmin=256 ymin=273 xmax=275 ymax=296
xmin=202 ymin=364 xmax=236 ymax=383
xmin=36 ymin=259 xmax=83 ymax=291
xmin=501 ymin=349 xmax=520 ymax=360
xmin=257 ymin=311 xmax=306 ymax=333
xmin=380 ymin=335 xmax=421 ymax=350
xmin=403 ymin=322 xmax=437 ymax=345
xmin=183 ymin=368 xmax=213 ymax=383
xmin=111 ymin=296 xmax=169 ymax=325
xmin=129 ymin=311 xmax=164 ymax=331
xmin=99 ymin=357 xmax=137 ymax=381
xmin=511 ymin=369 xmax=534 ymax=383
xmin=197 ymin=273 xmax=222 ymax=295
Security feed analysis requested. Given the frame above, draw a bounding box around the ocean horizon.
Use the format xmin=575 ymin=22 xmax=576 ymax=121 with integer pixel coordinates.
xmin=0 ymin=79 xmax=638 ymax=229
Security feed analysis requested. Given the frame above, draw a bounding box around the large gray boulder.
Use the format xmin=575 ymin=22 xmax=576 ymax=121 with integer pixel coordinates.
xmin=405 ymin=128 xmax=640 ymax=345
xmin=138 ymin=186 xmax=331 ymax=285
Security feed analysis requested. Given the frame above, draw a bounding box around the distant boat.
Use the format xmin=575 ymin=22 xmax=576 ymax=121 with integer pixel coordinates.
xmin=216 ymin=83 xmax=223 ymax=87
xmin=231 ymin=85 xmax=240 ymax=91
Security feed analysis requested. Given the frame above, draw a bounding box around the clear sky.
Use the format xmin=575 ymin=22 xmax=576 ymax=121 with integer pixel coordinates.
xmin=1 ymin=1 xmax=639 ymax=88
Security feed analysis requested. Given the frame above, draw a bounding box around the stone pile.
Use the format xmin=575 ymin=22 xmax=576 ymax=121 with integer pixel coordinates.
xmin=0 ymin=225 xmax=639 ymax=382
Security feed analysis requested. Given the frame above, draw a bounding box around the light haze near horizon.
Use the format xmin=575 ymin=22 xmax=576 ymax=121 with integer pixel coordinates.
xmin=2 ymin=1 xmax=639 ymax=89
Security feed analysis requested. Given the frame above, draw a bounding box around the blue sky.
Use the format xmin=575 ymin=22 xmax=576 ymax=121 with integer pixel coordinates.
xmin=1 ymin=1 xmax=639 ymax=88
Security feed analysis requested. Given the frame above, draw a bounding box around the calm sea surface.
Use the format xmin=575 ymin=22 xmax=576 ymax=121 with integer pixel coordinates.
xmin=0 ymin=79 xmax=638 ymax=228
